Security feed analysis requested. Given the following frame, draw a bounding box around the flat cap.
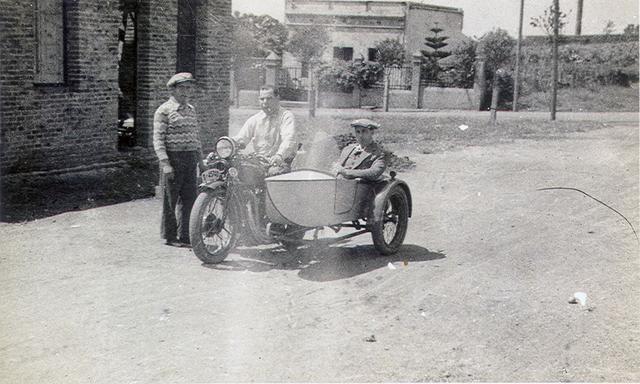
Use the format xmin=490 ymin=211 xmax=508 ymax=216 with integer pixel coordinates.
xmin=167 ymin=72 xmax=195 ymax=88
xmin=350 ymin=118 xmax=380 ymax=129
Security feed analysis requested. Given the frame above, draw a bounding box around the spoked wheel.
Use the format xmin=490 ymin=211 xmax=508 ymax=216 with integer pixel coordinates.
xmin=189 ymin=190 xmax=238 ymax=264
xmin=371 ymin=187 xmax=409 ymax=255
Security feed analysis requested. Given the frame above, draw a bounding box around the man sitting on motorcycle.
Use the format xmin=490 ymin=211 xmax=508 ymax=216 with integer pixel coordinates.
xmin=232 ymin=86 xmax=297 ymax=176
xmin=333 ymin=119 xmax=387 ymax=181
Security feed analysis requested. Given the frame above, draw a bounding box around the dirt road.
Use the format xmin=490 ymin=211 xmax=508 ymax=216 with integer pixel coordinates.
xmin=1 ymin=124 xmax=638 ymax=382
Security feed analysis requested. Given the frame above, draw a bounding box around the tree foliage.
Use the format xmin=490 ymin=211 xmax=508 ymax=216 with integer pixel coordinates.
xmin=442 ymin=39 xmax=477 ymax=88
xmin=624 ymin=24 xmax=639 ymax=36
xmin=286 ymin=25 xmax=330 ymax=64
xmin=529 ymin=4 xmax=569 ymax=36
xmin=231 ymin=12 xmax=288 ymax=63
xmin=602 ymin=20 xmax=616 ymax=35
xmin=477 ymin=28 xmax=515 ymax=73
xmin=420 ymin=27 xmax=451 ymax=82
xmin=374 ymin=38 xmax=405 ymax=67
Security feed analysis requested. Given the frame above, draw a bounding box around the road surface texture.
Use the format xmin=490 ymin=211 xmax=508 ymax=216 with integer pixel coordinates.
xmin=1 ymin=123 xmax=638 ymax=382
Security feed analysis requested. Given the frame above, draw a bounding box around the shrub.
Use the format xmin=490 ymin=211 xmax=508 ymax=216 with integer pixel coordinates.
xmin=374 ymin=38 xmax=405 ymax=68
xmin=442 ymin=39 xmax=477 ymax=88
xmin=520 ymin=40 xmax=639 ymax=92
xmin=317 ymin=60 xmax=384 ymax=92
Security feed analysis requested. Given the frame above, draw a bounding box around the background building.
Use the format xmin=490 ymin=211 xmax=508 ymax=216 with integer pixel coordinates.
xmin=0 ymin=0 xmax=231 ymax=176
xmin=284 ymin=0 xmax=467 ymax=63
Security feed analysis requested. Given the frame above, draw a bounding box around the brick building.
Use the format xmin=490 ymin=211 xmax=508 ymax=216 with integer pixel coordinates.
xmin=0 ymin=0 xmax=231 ymax=176
xmin=284 ymin=0 xmax=466 ymax=63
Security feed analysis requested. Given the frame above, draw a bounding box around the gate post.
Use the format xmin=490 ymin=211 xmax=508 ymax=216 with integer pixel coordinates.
xmin=411 ymin=51 xmax=423 ymax=109
xmin=264 ymin=51 xmax=281 ymax=87
xmin=308 ymin=58 xmax=317 ymax=117
xmin=382 ymin=68 xmax=390 ymax=112
xmin=473 ymin=53 xmax=486 ymax=110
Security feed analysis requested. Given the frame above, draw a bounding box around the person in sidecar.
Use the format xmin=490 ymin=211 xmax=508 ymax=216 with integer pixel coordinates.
xmin=332 ymin=119 xmax=387 ymax=181
xmin=232 ymin=86 xmax=297 ymax=176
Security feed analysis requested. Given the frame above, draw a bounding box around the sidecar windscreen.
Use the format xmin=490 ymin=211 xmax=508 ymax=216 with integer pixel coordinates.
xmin=291 ymin=135 xmax=343 ymax=172
xmin=265 ymin=170 xmax=372 ymax=227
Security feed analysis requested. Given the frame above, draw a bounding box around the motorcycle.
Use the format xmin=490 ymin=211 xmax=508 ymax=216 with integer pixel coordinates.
xmin=189 ymin=136 xmax=412 ymax=264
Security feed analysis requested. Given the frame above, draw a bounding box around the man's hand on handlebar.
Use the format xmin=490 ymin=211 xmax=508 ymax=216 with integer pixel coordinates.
xmin=269 ymin=154 xmax=284 ymax=167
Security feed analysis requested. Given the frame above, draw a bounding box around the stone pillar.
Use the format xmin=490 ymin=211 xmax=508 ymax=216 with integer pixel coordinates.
xmin=411 ymin=51 xmax=423 ymax=109
xmin=352 ymin=56 xmax=364 ymax=108
xmin=308 ymin=58 xmax=317 ymax=117
xmin=264 ymin=51 xmax=281 ymax=87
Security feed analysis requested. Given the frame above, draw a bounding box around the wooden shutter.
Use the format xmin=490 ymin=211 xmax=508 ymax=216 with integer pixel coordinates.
xmin=35 ymin=0 xmax=64 ymax=84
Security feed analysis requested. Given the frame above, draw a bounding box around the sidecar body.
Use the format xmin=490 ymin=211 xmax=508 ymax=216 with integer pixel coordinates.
xmin=265 ymin=169 xmax=412 ymax=230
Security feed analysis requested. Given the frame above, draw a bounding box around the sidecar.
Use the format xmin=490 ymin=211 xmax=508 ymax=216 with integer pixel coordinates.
xmin=264 ymin=169 xmax=412 ymax=255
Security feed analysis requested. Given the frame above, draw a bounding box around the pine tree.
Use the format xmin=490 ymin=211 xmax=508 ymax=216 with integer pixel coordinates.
xmin=421 ymin=26 xmax=451 ymax=85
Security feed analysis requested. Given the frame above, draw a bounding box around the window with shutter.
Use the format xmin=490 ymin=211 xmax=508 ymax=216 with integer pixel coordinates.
xmin=35 ymin=0 xmax=64 ymax=84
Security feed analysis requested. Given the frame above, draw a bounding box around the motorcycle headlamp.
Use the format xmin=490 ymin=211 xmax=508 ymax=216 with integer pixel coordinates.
xmin=216 ymin=137 xmax=236 ymax=159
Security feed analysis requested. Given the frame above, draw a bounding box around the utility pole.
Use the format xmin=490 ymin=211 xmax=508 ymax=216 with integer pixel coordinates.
xmin=575 ymin=0 xmax=583 ymax=35
xmin=551 ymin=0 xmax=559 ymax=120
xmin=513 ymin=0 xmax=525 ymax=112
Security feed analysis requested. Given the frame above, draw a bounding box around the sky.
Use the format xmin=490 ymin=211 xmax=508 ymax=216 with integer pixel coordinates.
xmin=232 ymin=0 xmax=639 ymax=37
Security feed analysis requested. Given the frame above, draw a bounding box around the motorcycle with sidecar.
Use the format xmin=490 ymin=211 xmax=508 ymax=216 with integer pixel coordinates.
xmin=188 ymin=136 xmax=412 ymax=264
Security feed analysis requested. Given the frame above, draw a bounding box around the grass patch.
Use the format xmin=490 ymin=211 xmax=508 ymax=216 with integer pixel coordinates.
xmin=519 ymin=85 xmax=639 ymax=112
xmin=232 ymin=111 xmax=617 ymax=156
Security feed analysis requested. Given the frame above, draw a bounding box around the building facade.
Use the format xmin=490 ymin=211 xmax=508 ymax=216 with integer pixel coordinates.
xmin=0 ymin=0 xmax=231 ymax=176
xmin=284 ymin=0 xmax=466 ymax=63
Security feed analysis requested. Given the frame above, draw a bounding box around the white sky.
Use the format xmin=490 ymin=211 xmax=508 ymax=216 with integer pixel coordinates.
xmin=232 ymin=0 xmax=639 ymax=37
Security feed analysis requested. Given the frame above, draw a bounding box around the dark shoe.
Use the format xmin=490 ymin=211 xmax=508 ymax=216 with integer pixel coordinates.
xmin=178 ymin=240 xmax=192 ymax=248
xmin=165 ymin=240 xmax=188 ymax=248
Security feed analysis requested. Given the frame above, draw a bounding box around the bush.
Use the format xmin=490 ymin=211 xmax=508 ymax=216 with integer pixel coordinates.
xmin=317 ymin=60 xmax=384 ymax=92
xmin=442 ymin=39 xmax=477 ymax=88
xmin=520 ymin=41 xmax=639 ymax=92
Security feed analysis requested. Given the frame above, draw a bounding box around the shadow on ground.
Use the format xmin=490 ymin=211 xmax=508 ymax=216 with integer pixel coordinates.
xmin=202 ymin=243 xmax=445 ymax=281
xmin=0 ymin=162 xmax=157 ymax=222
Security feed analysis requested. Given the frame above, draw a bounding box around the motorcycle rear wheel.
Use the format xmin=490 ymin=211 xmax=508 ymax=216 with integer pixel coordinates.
xmin=189 ymin=190 xmax=237 ymax=264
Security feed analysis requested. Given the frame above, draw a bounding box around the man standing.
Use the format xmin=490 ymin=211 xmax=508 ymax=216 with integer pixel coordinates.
xmin=153 ymin=72 xmax=205 ymax=247
xmin=232 ymin=86 xmax=296 ymax=176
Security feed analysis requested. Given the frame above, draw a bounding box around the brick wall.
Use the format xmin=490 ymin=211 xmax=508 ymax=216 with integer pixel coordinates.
xmin=1 ymin=0 xmax=121 ymax=174
xmin=1 ymin=0 xmax=231 ymax=175
xmin=193 ymin=0 xmax=232 ymax=153
xmin=136 ymin=0 xmax=232 ymax=155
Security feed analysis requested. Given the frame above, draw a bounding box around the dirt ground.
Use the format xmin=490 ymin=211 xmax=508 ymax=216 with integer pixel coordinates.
xmin=0 ymin=122 xmax=638 ymax=382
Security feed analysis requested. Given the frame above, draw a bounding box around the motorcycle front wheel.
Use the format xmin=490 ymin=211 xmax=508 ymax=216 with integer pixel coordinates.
xmin=189 ymin=190 xmax=238 ymax=264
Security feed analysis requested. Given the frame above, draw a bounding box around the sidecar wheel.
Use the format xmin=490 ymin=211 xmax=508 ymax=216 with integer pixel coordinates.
xmin=371 ymin=187 xmax=409 ymax=255
xmin=189 ymin=190 xmax=237 ymax=264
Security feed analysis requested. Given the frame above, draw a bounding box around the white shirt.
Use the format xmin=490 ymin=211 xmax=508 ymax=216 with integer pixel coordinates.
xmin=233 ymin=107 xmax=296 ymax=159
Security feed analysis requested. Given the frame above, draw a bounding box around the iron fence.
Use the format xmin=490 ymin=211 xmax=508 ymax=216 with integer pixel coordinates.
xmin=373 ymin=66 xmax=412 ymax=90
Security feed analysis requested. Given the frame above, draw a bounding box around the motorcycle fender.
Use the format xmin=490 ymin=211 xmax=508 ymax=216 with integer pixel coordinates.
xmin=371 ymin=179 xmax=412 ymax=223
xmin=198 ymin=180 xmax=227 ymax=193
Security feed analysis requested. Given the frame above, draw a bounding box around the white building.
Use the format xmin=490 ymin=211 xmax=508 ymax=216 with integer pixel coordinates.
xmin=284 ymin=0 xmax=467 ymax=63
